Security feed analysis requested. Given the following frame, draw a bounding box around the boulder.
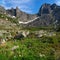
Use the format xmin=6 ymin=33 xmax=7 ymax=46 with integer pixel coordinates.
xmin=38 ymin=3 xmax=51 ymax=16
xmin=14 ymin=33 xmax=24 ymax=40
xmin=0 ymin=6 xmax=6 ymax=14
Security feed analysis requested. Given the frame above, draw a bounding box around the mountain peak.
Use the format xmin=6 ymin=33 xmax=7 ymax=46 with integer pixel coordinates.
xmin=0 ymin=3 xmax=60 ymax=29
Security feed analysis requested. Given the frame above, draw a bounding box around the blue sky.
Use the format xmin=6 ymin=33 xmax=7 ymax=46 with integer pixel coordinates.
xmin=0 ymin=0 xmax=60 ymax=14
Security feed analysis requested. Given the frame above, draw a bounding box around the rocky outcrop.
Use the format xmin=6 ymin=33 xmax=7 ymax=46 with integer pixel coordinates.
xmin=6 ymin=7 xmax=37 ymax=22
xmin=0 ymin=6 xmax=6 ymax=14
xmin=0 ymin=3 xmax=60 ymax=29
xmin=16 ymin=7 xmax=37 ymax=21
xmin=24 ymin=3 xmax=60 ymax=28
xmin=38 ymin=3 xmax=51 ymax=16
xmin=6 ymin=8 xmax=16 ymax=16
xmin=26 ymin=14 xmax=54 ymax=27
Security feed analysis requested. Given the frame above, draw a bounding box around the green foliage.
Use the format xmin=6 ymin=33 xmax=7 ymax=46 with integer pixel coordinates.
xmin=0 ymin=13 xmax=18 ymax=24
xmin=0 ymin=36 xmax=58 ymax=60
xmin=40 ymin=36 xmax=54 ymax=43
xmin=22 ymin=26 xmax=54 ymax=31
xmin=0 ymin=13 xmax=60 ymax=60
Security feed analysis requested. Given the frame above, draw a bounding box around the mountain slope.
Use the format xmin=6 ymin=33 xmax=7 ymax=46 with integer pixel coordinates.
xmin=0 ymin=14 xmax=20 ymax=39
xmin=0 ymin=3 xmax=60 ymax=30
xmin=20 ymin=3 xmax=60 ymax=30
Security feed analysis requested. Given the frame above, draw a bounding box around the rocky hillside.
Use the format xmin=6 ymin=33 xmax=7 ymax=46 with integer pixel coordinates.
xmin=23 ymin=3 xmax=60 ymax=29
xmin=0 ymin=13 xmax=20 ymax=41
xmin=0 ymin=3 xmax=60 ymax=29
xmin=0 ymin=6 xmax=6 ymax=14
xmin=6 ymin=7 xmax=37 ymax=22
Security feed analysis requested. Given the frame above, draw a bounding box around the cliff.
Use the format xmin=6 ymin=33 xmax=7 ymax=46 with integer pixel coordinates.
xmin=0 ymin=3 xmax=60 ymax=29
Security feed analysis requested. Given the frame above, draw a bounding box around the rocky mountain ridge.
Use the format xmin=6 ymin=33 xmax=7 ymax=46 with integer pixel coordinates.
xmin=25 ymin=3 xmax=60 ymax=29
xmin=6 ymin=7 xmax=37 ymax=22
xmin=0 ymin=3 xmax=60 ymax=29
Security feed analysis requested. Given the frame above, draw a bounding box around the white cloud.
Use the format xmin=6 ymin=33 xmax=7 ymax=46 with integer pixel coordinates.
xmin=1 ymin=0 xmax=33 ymax=13
xmin=4 ymin=0 xmax=31 ymax=4
xmin=3 ymin=0 xmax=32 ymax=7
xmin=55 ymin=0 xmax=60 ymax=5
xmin=20 ymin=5 xmax=33 ymax=13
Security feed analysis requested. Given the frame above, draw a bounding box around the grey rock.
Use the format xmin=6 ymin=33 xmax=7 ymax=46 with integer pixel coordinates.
xmin=38 ymin=3 xmax=51 ymax=16
xmin=14 ymin=33 xmax=24 ymax=39
xmin=6 ymin=7 xmax=37 ymax=22
xmin=0 ymin=3 xmax=60 ymax=30
xmin=0 ymin=6 xmax=6 ymax=14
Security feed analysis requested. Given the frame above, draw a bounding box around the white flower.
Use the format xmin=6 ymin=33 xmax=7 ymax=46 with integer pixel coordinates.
xmin=14 ymin=55 xmax=16 ymax=58
xmin=39 ymin=53 xmax=45 ymax=57
xmin=11 ymin=45 xmax=19 ymax=51
xmin=19 ymin=55 xmax=21 ymax=57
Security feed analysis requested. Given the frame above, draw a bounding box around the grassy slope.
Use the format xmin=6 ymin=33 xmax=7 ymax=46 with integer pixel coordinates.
xmin=0 ymin=14 xmax=20 ymax=38
xmin=0 ymin=14 xmax=60 ymax=60
xmin=0 ymin=32 xmax=60 ymax=60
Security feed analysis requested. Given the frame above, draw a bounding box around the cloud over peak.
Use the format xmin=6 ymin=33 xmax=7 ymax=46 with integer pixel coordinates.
xmin=55 ymin=0 xmax=60 ymax=5
xmin=0 ymin=0 xmax=56 ymax=14
xmin=1 ymin=0 xmax=33 ymax=13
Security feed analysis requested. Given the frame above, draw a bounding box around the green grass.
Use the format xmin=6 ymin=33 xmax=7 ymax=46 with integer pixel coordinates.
xmin=22 ymin=26 xmax=54 ymax=31
xmin=0 ymin=14 xmax=18 ymax=24
xmin=0 ymin=13 xmax=60 ymax=60
xmin=0 ymin=35 xmax=60 ymax=60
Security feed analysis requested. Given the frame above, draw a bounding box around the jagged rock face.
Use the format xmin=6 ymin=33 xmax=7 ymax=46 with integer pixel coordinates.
xmin=39 ymin=3 xmax=60 ymax=21
xmin=23 ymin=3 xmax=60 ymax=28
xmin=0 ymin=3 xmax=60 ymax=29
xmin=50 ymin=4 xmax=57 ymax=10
xmin=52 ymin=6 xmax=60 ymax=20
xmin=6 ymin=7 xmax=37 ymax=21
xmin=0 ymin=6 xmax=6 ymax=14
xmin=51 ymin=4 xmax=60 ymax=28
xmin=38 ymin=3 xmax=51 ymax=16
xmin=25 ymin=14 xmax=54 ymax=27
xmin=6 ymin=8 xmax=16 ymax=16
xmin=16 ymin=7 xmax=21 ymax=17
xmin=16 ymin=7 xmax=37 ymax=21
xmin=18 ymin=13 xmax=37 ymax=22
